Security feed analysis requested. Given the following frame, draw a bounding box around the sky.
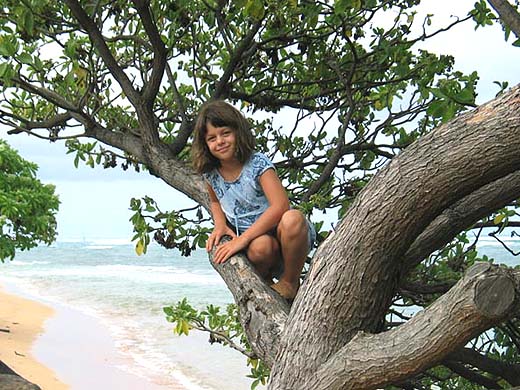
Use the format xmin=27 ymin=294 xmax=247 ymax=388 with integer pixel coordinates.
xmin=2 ymin=0 xmax=520 ymax=242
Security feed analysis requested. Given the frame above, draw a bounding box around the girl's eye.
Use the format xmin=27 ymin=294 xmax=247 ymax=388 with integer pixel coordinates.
xmin=206 ymin=137 xmax=215 ymax=142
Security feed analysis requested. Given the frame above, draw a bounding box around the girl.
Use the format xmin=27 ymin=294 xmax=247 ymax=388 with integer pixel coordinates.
xmin=191 ymin=100 xmax=316 ymax=301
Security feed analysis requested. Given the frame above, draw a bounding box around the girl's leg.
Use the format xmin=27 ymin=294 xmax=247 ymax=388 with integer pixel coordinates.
xmin=246 ymin=234 xmax=280 ymax=279
xmin=272 ymin=210 xmax=309 ymax=300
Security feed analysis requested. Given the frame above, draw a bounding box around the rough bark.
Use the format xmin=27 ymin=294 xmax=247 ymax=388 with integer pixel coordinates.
xmin=0 ymin=376 xmax=41 ymax=390
xmin=268 ymin=85 xmax=520 ymax=389
xmin=210 ymin=246 xmax=290 ymax=367
xmin=304 ymin=263 xmax=520 ymax=390
xmin=488 ymin=0 xmax=520 ymax=39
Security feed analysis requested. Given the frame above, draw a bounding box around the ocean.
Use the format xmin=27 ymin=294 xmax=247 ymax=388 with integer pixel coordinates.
xmin=1 ymin=236 xmax=518 ymax=390
xmin=0 ymin=239 xmax=255 ymax=390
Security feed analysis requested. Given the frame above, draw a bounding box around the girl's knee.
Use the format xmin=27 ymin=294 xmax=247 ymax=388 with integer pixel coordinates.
xmin=247 ymin=236 xmax=279 ymax=263
xmin=278 ymin=210 xmax=307 ymax=237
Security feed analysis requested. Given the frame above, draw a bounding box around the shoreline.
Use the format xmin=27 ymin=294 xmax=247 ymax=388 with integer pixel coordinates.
xmin=1 ymin=242 xmax=255 ymax=390
xmin=0 ymin=284 xmax=68 ymax=390
xmin=0 ymin=281 xmax=185 ymax=390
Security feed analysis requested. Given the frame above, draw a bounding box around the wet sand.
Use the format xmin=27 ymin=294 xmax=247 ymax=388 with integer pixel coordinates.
xmin=1 ymin=283 xmax=185 ymax=390
xmin=0 ymin=285 xmax=68 ymax=389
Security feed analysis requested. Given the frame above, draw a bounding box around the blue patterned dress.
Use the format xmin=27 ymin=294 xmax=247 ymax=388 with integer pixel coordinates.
xmin=204 ymin=152 xmax=274 ymax=235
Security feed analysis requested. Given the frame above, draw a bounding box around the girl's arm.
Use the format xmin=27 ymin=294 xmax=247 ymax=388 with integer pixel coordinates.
xmin=239 ymin=168 xmax=289 ymax=243
xmin=206 ymin=184 xmax=236 ymax=252
xmin=212 ymin=168 xmax=289 ymax=263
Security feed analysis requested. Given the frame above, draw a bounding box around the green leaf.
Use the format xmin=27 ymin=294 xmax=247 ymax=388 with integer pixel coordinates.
xmin=244 ymin=0 xmax=264 ymax=20
xmin=426 ymin=100 xmax=446 ymax=118
xmin=18 ymin=52 xmax=32 ymax=65
xmin=493 ymin=214 xmax=505 ymax=225
xmin=23 ymin=10 xmax=34 ymax=35
xmin=0 ymin=39 xmax=16 ymax=57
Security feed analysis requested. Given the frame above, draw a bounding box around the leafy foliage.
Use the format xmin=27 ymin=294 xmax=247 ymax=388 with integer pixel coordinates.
xmin=164 ymin=298 xmax=270 ymax=389
xmin=1 ymin=0 xmax=519 ymax=387
xmin=0 ymin=139 xmax=59 ymax=260
xmin=129 ymin=196 xmax=211 ymax=256
xmin=0 ymin=0 xmax=483 ymax=254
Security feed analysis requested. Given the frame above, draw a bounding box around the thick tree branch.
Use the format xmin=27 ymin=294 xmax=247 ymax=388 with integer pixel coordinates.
xmin=70 ymin=122 xmax=209 ymax=208
xmin=308 ymin=263 xmax=520 ymax=390
xmin=9 ymin=112 xmax=72 ymax=132
xmin=448 ymin=347 xmax=520 ymax=385
xmin=270 ymin=84 xmax=520 ymax=389
xmin=7 ymin=77 xmax=78 ymax=112
xmin=63 ymin=0 xmax=140 ymax=105
xmin=210 ymin=243 xmax=290 ymax=367
xmin=400 ymin=280 xmax=456 ymax=295
xmin=488 ymin=0 xmax=520 ymax=39
xmin=132 ymin=0 xmax=167 ymax=103
xmin=402 ymin=170 xmax=520 ymax=272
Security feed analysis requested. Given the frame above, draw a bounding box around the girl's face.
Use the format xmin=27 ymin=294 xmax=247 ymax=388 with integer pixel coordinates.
xmin=205 ymin=122 xmax=237 ymax=163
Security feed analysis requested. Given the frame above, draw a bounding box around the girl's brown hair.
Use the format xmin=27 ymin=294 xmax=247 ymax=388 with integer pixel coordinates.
xmin=191 ymin=101 xmax=255 ymax=174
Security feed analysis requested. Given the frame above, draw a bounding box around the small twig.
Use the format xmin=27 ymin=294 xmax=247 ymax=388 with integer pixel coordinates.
xmin=489 ymin=231 xmax=520 ymax=256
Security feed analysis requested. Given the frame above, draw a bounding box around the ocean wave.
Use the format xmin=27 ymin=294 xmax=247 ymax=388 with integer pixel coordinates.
xmin=9 ymin=260 xmax=51 ymax=266
xmin=57 ymin=238 xmax=133 ymax=246
xmin=107 ymin=320 xmax=240 ymax=390
xmin=26 ymin=264 xmax=223 ymax=285
xmin=88 ymin=238 xmax=133 ymax=246
xmin=84 ymin=245 xmax=114 ymax=250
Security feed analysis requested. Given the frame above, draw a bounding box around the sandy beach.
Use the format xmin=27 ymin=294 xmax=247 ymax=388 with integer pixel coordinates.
xmin=0 ymin=281 xmax=188 ymax=390
xmin=0 ymin=285 xmax=68 ymax=390
xmin=0 ymin=243 xmax=254 ymax=390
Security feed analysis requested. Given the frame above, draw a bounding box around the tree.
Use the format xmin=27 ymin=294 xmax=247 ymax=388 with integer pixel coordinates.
xmin=0 ymin=139 xmax=59 ymax=261
xmin=1 ymin=0 xmax=520 ymax=388
xmin=486 ymin=0 xmax=520 ymax=39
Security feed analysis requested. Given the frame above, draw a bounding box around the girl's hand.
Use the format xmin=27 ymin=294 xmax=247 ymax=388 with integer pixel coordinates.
xmin=206 ymin=225 xmax=237 ymax=252
xmin=212 ymin=235 xmax=249 ymax=264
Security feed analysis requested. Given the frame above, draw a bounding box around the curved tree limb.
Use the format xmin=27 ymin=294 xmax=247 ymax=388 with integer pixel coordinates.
xmin=402 ymin=170 xmax=520 ymax=273
xmin=308 ymin=263 xmax=520 ymax=390
xmin=210 ymin=245 xmax=290 ymax=367
xmin=269 ymin=85 xmax=520 ymax=388
xmin=8 ymin=77 xmax=79 ymax=112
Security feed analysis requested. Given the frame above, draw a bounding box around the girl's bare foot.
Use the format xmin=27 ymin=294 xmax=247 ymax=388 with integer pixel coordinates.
xmin=271 ymin=280 xmax=299 ymax=301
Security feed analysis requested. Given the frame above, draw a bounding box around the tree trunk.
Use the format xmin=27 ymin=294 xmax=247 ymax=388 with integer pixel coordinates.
xmin=267 ymin=85 xmax=520 ymax=389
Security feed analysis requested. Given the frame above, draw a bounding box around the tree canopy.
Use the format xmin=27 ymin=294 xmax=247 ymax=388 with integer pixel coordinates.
xmin=0 ymin=139 xmax=59 ymax=261
xmin=1 ymin=0 xmax=520 ymax=388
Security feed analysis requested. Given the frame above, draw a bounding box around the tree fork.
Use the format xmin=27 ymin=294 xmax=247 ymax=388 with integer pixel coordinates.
xmin=269 ymin=85 xmax=520 ymax=388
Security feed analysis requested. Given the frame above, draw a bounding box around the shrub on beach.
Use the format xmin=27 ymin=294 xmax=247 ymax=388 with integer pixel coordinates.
xmin=0 ymin=139 xmax=59 ymax=261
